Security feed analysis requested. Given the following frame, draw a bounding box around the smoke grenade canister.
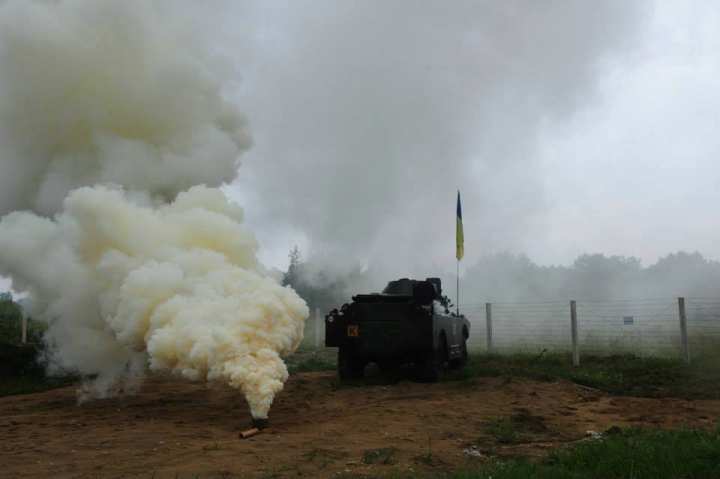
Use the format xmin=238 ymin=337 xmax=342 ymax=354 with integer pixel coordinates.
xmin=252 ymin=417 xmax=270 ymax=429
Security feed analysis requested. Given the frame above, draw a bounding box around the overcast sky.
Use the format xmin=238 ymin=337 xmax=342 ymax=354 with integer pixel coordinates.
xmin=532 ymin=1 xmax=720 ymax=266
xmin=2 ymin=1 xmax=720 ymax=294
xmin=222 ymin=1 xmax=720 ymax=273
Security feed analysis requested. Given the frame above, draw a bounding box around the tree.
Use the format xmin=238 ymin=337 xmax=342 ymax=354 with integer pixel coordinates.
xmin=0 ymin=296 xmax=23 ymax=344
xmin=282 ymin=246 xmax=302 ymax=288
xmin=281 ymin=246 xmax=355 ymax=313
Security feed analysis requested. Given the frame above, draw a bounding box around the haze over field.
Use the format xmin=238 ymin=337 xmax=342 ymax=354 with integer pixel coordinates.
xmin=0 ymin=1 xmax=719 ymax=405
xmin=1 ymin=1 xmax=718 ymax=299
xmin=218 ymin=0 xmax=720 ymax=283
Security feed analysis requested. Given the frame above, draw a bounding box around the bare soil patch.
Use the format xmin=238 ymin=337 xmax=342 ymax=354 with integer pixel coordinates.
xmin=1 ymin=372 xmax=719 ymax=478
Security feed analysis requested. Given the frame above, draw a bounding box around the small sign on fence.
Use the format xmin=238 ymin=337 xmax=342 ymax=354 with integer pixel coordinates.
xmin=623 ymin=316 xmax=634 ymax=325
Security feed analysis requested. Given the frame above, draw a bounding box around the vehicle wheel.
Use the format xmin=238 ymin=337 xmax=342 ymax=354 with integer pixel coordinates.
xmin=338 ymin=347 xmax=365 ymax=380
xmin=417 ymin=337 xmax=446 ymax=382
xmin=449 ymin=336 xmax=468 ymax=370
xmin=377 ymin=360 xmax=398 ymax=376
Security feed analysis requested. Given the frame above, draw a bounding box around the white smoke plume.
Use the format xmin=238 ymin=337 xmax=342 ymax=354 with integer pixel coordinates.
xmin=0 ymin=0 xmax=308 ymax=418
xmin=0 ymin=0 xmax=251 ymax=216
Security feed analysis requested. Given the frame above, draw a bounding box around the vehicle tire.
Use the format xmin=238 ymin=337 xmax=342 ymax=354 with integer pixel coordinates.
xmin=338 ymin=347 xmax=365 ymax=380
xmin=377 ymin=360 xmax=399 ymax=376
xmin=449 ymin=335 xmax=468 ymax=370
xmin=417 ymin=337 xmax=446 ymax=382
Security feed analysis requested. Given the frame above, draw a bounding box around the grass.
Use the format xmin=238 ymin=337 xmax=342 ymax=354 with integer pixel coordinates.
xmin=0 ymin=375 xmax=76 ymax=396
xmin=446 ymin=351 xmax=720 ymax=400
xmin=290 ymin=347 xmax=720 ymax=400
xmin=0 ymin=342 xmax=78 ymax=397
xmin=445 ymin=426 xmax=720 ymax=479
xmin=4 ymin=344 xmax=715 ymax=401
xmin=285 ymin=348 xmax=337 ymax=374
xmin=363 ymin=447 xmax=398 ymax=465
xmin=482 ymin=417 xmax=530 ymax=445
xmin=413 ymin=437 xmax=446 ymax=467
xmin=481 ymin=411 xmax=549 ymax=445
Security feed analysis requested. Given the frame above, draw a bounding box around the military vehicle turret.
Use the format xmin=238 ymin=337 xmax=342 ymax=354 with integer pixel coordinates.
xmin=325 ymin=278 xmax=469 ymax=381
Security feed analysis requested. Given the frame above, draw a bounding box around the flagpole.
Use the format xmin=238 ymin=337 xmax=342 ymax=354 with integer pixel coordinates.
xmin=455 ymin=189 xmax=463 ymax=317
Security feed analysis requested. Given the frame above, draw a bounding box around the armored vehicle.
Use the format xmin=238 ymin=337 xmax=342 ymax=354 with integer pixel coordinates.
xmin=325 ymin=277 xmax=469 ymax=381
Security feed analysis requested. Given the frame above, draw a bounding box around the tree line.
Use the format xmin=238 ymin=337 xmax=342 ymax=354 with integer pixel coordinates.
xmin=281 ymin=248 xmax=720 ymax=310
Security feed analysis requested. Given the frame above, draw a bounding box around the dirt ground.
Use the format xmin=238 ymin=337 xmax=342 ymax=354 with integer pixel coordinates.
xmin=2 ymin=370 xmax=719 ymax=479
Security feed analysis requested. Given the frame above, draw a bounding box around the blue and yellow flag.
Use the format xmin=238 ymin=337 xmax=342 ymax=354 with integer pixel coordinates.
xmin=456 ymin=191 xmax=464 ymax=261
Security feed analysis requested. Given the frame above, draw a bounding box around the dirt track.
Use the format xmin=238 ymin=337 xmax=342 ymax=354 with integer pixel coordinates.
xmin=2 ymin=371 xmax=719 ymax=479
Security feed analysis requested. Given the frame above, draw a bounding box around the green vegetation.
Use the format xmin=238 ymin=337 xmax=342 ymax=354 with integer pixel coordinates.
xmin=442 ymin=354 xmax=720 ymax=477
xmin=280 ymin=248 xmax=720 ymax=309
xmin=0 ymin=341 xmax=76 ymax=397
xmin=0 ymin=375 xmax=76 ymax=396
xmin=0 ymin=346 xmax=77 ymax=397
xmin=447 ymin=352 xmax=720 ymax=400
xmin=0 ymin=296 xmax=23 ymax=343
xmin=482 ymin=417 xmax=530 ymax=445
xmin=289 ymin=348 xmax=720 ymax=401
xmin=445 ymin=427 xmax=720 ymax=479
xmin=0 ymin=296 xmax=75 ymax=397
xmin=413 ymin=437 xmax=446 ymax=466
xmin=481 ymin=411 xmax=548 ymax=446
xmin=286 ymin=348 xmax=337 ymax=374
xmin=282 ymin=246 xmax=353 ymax=315
xmin=0 ymin=342 xmax=45 ymax=376
xmin=137 ymin=424 xmax=720 ymax=479
xmin=0 ymin=296 xmax=47 ymax=345
xmin=363 ymin=447 xmax=398 ymax=465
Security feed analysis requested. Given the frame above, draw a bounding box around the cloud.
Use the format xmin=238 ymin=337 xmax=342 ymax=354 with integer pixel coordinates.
xmin=228 ymin=1 xmax=651 ymax=274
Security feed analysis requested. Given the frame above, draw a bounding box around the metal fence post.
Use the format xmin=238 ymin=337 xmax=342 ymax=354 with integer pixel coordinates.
xmin=485 ymin=302 xmax=493 ymax=353
xmin=570 ymin=300 xmax=579 ymax=366
xmin=314 ymin=308 xmax=321 ymax=348
xmin=678 ymin=297 xmax=690 ymax=364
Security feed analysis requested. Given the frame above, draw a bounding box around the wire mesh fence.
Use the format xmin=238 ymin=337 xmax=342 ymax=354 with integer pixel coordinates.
xmin=685 ymin=297 xmax=720 ymax=357
xmin=462 ymin=301 xmax=571 ymax=353
xmin=301 ymin=297 xmax=720 ymax=363
xmin=575 ymin=299 xmax=680 ymax=356
xmin=462 ymin=297 xmax=720 ymax=361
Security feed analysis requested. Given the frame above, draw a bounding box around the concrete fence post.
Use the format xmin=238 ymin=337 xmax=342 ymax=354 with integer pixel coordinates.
xmin=314 ymin=307 xmax=321 ymax=349
xmin=678 ymin=297 xmax=690 ymax=364
xmin=21 ymin=307 xmax=27 ymax=344
xmin=570 ymin=300 xmax=579 ymax=366
xmin=485 ymin=302 xmax=493 ymax=353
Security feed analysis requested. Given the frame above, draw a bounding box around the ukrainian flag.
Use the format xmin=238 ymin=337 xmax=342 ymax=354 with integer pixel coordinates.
xmin=456 ymin=191 xmax=464 ymax=261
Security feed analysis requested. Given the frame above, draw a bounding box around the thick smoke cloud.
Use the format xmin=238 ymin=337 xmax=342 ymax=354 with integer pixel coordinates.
xmin=231 ymin=1 xmax=651 ymax=278
xmin=0 ymin=0 xmax=251 ymax=216
xmin=0 ymin=186 xmax=307 ymax=416
xmin=0 ymin=0 xmax=307 ymax=418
